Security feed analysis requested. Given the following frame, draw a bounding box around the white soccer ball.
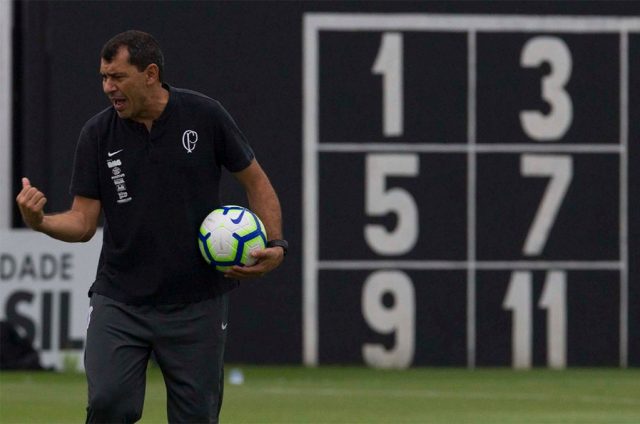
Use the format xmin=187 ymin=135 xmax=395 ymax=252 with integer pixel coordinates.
xmin=198 ymin=205 xmax=267 ymax=272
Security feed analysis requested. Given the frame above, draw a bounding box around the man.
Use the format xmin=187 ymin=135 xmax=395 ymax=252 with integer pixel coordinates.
xmin=15 ymin=30 xmax=287 ymax=423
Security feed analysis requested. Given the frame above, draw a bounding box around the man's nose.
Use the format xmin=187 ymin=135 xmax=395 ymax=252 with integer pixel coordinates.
xmin=103 ymin=79 xmax=116 ymax=94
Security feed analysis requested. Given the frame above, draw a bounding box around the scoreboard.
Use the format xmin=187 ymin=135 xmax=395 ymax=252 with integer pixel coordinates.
xmin=303 ymin=14 xmax=639 ymax=368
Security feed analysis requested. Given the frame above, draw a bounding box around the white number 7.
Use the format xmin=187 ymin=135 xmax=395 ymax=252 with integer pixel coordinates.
xmin=520 ymin=155 xmax=573 ymax=256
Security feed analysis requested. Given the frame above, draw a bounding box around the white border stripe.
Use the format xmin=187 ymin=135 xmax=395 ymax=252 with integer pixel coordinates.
xmin=303 ymin=15 xmax=319 ymax=366
xmin=306 ymin=14 xmax=640 ymax=32
xmin=0 ymin=1 xmax=12 ymax=229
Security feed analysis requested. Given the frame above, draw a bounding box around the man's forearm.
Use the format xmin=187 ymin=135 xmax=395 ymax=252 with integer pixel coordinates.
xmin=247 ymin=184 xmax=282 ymax=241
xmin=36 ymin=210 xmax=96 ymax=243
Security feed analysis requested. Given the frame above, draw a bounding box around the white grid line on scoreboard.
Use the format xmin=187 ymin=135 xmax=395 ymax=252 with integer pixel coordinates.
xmin=317 ymin=260 xmax=624 ymax=271
xmin=303 ymin=13 xmax=634 ymax=368
xmin=467 ymin=30 xmax=477 ymax=369
xmin=619 ymin=31 xmax=629 ymax=368
xmin=316 ymin=143 xmax=625 ymax=154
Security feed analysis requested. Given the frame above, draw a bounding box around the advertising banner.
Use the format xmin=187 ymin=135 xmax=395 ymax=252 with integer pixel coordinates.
xmin=0 ymin=230 xmax=102 ymax=370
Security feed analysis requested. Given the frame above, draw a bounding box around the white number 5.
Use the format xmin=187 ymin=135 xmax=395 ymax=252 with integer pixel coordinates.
xmin=364 ymin=154 xmax=419 ymax=255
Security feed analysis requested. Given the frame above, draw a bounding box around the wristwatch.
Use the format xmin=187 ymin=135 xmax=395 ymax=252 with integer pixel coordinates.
xmin=266 ymin=239 xmax=288 ymax=256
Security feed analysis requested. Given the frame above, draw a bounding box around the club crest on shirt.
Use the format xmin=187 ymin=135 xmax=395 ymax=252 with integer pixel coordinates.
xmin=106 ymin=150 xmax=132 ymax=204
xmin=182 ymin=130 xmax=198 ymax=153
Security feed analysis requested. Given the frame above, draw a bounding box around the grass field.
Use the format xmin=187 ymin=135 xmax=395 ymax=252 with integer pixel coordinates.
xmin=1 ymin=366 xmax=639 ymax=423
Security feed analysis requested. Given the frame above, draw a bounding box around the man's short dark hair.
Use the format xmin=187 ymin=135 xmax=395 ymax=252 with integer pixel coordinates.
xmin=101 ymin=30 xmax=165 ymax=81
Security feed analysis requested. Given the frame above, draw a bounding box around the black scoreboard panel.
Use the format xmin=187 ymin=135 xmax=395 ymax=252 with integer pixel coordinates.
xmin=305 ymin=14 xmax=634 ymax=368
xmin=318 ymin=153 xmax=467 ymax=260
xmin=319 ymin=31 xmax=468 ymax=142
xmin=318 ymin=270 xmax=467 ymax=366
xmin=475 ymin=270 xmax=620 ymax=367
xmin=476 ymin=33 xmax=620 ymax=144
xmin=475 ymin=153 xmax=620 ymax=260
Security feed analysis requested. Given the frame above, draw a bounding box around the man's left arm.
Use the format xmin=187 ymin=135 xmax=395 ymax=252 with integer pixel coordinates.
xmin=226 ymin=159 xmax=284 ymax=279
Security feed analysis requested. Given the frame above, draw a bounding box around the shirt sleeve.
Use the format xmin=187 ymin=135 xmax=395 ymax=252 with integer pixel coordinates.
xmin=69 ymin=124 xmax=101 ymax=199
xmin=213 ymin=101 xmax=255 ymax=173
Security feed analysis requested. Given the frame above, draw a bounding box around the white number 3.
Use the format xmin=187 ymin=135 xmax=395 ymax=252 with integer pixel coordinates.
xmin=520 ymin=36 xmax=573 ymax=141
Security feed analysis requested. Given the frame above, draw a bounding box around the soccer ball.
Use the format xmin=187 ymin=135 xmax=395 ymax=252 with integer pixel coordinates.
xmin=198 ymin=205 xmax=267 ymax=271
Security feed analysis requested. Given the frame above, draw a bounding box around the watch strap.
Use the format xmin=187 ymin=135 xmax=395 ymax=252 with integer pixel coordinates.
xmin=266 ymin=239 xmax=288 ymax=256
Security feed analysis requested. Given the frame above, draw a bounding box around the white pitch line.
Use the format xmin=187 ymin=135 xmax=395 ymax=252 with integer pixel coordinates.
xmin=252 ymin=386 xmax=640 ymax=406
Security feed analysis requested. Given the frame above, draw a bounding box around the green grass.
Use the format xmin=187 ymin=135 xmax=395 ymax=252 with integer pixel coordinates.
xmin=1 ymin=366 xmax=639 ymax=423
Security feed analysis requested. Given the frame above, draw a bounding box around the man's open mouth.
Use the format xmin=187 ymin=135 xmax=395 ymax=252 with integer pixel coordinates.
xmin=112 ymin=98 xmax=127 ymax=112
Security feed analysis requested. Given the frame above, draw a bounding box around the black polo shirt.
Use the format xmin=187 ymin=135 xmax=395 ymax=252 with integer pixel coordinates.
xmin=70 ymin=84 xmax=254 ymax=304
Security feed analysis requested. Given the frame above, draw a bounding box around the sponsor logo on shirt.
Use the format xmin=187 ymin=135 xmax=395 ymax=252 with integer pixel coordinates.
xmin=106 ymin=150 xmax=132 ymax=204
xmin=108 ymin=149 xmax=123 ymax=157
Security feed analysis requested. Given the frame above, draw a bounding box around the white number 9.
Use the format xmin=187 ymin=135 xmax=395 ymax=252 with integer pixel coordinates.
xmin=362 ymin=270 xmax=415 ymax=369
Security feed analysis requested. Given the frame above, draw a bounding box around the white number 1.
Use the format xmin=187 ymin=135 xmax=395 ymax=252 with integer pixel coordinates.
xmin=372 ymin=32 xmax=403 ymax=137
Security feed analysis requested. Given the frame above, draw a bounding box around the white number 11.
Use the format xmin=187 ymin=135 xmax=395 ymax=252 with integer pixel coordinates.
xmin=503 ymin=271 xmax=567 ymax=369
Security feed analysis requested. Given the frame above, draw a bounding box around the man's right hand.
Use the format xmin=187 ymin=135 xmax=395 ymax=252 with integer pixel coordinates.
xmin=16 ymin=177 xmax=47 ymax=230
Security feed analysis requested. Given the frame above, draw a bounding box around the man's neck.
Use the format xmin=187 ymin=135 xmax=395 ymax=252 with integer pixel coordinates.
xmin=136 ymin=85 xmax=169 ymax=131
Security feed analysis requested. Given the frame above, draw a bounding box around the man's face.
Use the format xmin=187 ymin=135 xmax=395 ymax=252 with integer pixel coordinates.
xmin=100 ymin=47 xmax=149 ymax=120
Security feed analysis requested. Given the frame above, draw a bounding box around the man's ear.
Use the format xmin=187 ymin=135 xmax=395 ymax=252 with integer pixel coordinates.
xmin=145 ymin=63 xmax=160 ymax=85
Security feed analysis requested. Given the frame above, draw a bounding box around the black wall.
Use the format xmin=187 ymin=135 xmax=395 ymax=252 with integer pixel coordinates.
xmin=12 ymin=1 xmax=640 ymax=366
